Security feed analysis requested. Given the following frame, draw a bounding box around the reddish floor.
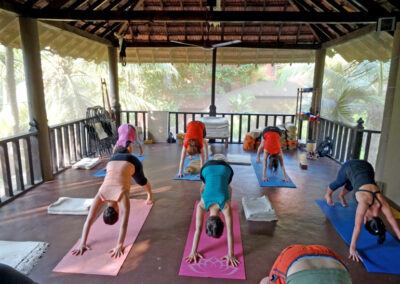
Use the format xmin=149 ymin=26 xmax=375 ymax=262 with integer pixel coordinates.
xmin=0 ymin=144 xmax=399 ymax=284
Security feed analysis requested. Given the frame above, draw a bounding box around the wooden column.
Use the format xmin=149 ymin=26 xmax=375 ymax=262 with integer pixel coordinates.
xmin=19 ymin=17 xmax=53 ymax=181
xmin=375 ymin=23 xmax=400 ymax=204
xmin=108 ymin=46 xmax=121 ymax=126
xmin=209 ymin=48 xmax=217 ymax=116
xmin=309 ymin=48 xmax=326 ymax=140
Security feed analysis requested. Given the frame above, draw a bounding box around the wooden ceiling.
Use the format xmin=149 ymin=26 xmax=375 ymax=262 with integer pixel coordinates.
xmin=2 ymin=0 xmax=399 ymax=50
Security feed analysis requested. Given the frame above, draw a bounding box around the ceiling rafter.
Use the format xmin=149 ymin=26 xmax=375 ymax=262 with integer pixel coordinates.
xmin=294 ymin=0 xmax=342 ymax=38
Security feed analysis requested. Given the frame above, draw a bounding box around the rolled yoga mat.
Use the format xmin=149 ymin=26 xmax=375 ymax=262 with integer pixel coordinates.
xmin=174 ymin=156 xmax=213 ymax=181
xmin=93 ymin=154 xmax=147 ymax=177
xmin=179 ymin=202 xmax=246 ymax=280
xmin=316 ymin=199 xmax=400 ymax=274
xmin=53 ymin=199 xmax=152 ymax=276
xmin=251 ymin=156 xmax=296 ymax=188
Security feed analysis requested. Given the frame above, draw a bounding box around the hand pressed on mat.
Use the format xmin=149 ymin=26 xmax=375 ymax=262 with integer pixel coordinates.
xmin=185 ymin=251 xmax=204 ymax=264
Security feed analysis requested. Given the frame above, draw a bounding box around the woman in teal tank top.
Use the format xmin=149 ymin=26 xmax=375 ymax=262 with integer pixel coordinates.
xmin=185 ymin=160 xmax=239 ymax=267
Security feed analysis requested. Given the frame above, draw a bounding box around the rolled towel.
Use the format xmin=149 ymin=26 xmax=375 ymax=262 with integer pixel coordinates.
xmin=48 ymin=197 xmax=94 ymax=215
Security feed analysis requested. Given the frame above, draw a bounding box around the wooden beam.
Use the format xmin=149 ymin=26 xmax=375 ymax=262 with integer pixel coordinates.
xmin=68 ymin=0 xmax=90 ymax=10
xmin=0 ymin=2 xmax=397 ymax=24
xmin=125 ymin=41 xmax=320 ymax=49
xmin=322 ymin=24 xmax=376 ymax=48
xmin=40 ymin=20 xmax=113 ymax=46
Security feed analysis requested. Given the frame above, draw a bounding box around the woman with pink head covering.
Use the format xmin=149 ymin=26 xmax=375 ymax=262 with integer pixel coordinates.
xmin=115 ymin=124 xmax=144 ymax=156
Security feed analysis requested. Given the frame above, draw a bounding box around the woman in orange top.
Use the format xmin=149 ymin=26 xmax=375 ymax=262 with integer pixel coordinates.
xmin=177 ymin=121 xmax=209 ymax=177
xmin=72 ymin=142 xmax=153 ymax=258
xmin=256 ymin=126 xmax=289 ymax=182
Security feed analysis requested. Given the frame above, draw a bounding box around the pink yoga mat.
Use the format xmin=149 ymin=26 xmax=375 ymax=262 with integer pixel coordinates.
xmin=179 ymin=202 xmax=246 ymax=280
xmin=53 ymin=199 xmax=152 ymax=276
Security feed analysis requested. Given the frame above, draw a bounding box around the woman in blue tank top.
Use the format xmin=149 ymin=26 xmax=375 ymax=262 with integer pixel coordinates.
xmin=185 ymin=160 xmax=239 ymax=267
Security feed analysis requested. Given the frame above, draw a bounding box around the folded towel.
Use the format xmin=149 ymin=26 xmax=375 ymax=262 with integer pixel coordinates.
xmin=242 ymin=196 xmax=277 ymax=222
xmin=48 ymin=197 xmax=94 ymax=215
xmin=184 ymin=159 xmax=201 ymax=175
xmin=72 ymin=157 xmax=101 ymax=170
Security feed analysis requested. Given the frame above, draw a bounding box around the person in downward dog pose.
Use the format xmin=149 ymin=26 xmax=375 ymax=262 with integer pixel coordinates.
xmin=72 ymin=142 xmax=153 ymax=258
xmin=185 ymin=160 xmax=239 ymax=267
xmin=177 ymin=121 xmax=209 ymax=177
xmin=115 ymin=124 xmax=144 ymax=157
xmin=325 ymin=159 xmax=400 ymax=261
xmin=259 ymin=245 xmax=352 ymax=284
xmin=256 ymin=126 xmax=289 ymax=182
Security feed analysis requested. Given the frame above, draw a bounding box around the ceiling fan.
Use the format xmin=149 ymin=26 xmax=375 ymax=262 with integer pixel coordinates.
xmin=170 ymin=0 xmax=241 ymax=50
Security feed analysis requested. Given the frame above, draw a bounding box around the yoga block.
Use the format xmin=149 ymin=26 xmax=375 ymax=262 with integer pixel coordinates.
xmin=299 ymin=153 xmax=308 ymax=170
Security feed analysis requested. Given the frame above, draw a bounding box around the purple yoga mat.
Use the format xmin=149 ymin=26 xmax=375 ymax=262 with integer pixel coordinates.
xmin=179 ymin=202 xmax=246 ymax=280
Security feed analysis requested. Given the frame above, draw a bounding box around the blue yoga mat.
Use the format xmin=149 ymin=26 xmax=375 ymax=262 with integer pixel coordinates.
xmin=316 ymin=199 xmax=400 ymax=274
xmin=174 ymin=155 xmax=212 ymax=181
xmin=93 ymin=154 xmax=147 ymax=177
xmin=250 ymin=156 xmax=296 ymax=188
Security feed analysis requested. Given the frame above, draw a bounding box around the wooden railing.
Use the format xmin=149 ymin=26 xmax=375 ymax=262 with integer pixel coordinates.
xmin=316 ymin=117 xmax=381 ymax=164
xmin=168 ymin=111 xmax=295 ymax=144
xmin=0 ymin=131 xmax=42 ymax=205
xmin=49 ymin=118 xmax=94 ymax=174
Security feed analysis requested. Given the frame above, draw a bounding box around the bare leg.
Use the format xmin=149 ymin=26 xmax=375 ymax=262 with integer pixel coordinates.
xmin=142 ymin=182 xmax=154 ymax=205
xmin=339 ymin=187 xmax=350 ymax=207
xmin=325 ymin=187 xmax=335 ymax=206
xmin=138 ymin=145 xmax=144 ymax=157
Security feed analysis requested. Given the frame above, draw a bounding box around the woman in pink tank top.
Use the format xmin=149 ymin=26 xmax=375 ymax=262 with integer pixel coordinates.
xmin=72 ymin=142 xmax=153 ymax=258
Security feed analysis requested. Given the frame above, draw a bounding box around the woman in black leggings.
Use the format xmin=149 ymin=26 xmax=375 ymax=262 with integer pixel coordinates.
xmin=325 ymin=159 xmax=400 ymax=262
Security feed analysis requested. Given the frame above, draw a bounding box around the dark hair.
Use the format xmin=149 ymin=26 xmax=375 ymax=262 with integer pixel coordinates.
xmin=206 ymin=216 xmax=224 ymax=238
xmin=103 ymin=206 xmax=119 ymax=225
xmin=268 ymin=154 xmax=279 ymax=173
xmin=187 ymin=138 xmax=200 ymax=156
xmin=113 ymin=141 xmax=132 ymax=155
xmin=365 ymin=217 xmax=386 ymax=244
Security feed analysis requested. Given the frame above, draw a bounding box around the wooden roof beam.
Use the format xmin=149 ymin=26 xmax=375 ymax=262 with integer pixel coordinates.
xmin=0 ymin=3 xmax=397 ymax=24
xmin=125 ymin=41 xmax=320 ymax=49
xmin=322 ymin=24 xmax=376 ymax=49
xmin=40 ymin=20 xmax=113 ymax=46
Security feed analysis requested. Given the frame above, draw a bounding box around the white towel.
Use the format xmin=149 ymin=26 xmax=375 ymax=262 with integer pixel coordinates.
xmin=227 ymin=154 xmax=251 ymax=165
xmin=0 ymin=240 xmax=49 ymax=274
xmin=242 ymin=196 xmax=278 ymax=222
xmin=48 ymin=197 xmax=94 ymax=215
xmin=72 ymin=157 xmax=101 ymax=170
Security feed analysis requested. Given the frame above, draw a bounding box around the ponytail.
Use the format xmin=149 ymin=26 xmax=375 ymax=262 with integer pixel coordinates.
xmin=268 ymin=154 xmax=279 ymax=173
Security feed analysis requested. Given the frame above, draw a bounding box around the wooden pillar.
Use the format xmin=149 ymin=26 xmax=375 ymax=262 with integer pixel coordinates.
xmin=209 ymin=48 xmax=217 ymax=116
xmin=375 ymin=23 xmax=400 ymax=204
xmin=19 ymin=17 xmax=53 ymax=181
xmin=108 ymin=46 xmax=121 ymax=126
xmin=309 ymin=48 xmax=326 ymax=140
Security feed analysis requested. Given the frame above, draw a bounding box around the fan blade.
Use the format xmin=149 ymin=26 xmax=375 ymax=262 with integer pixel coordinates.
xmin=212 ymin=40 xmax=242 ymax=48
xmin=170 ymin=40 xmax=202 ymax=48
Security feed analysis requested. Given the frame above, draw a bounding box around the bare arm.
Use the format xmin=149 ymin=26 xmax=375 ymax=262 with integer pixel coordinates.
xmin=278 ymin=151 xmax=289 ymax=182
xmin=262 ymin=151 xmax=269 ymax=181
xmin=185 ymin=203 xmax=205 ymax=263
xmin=178 ymin=147 xmax=187 ymax=177
xmin=200 ymin=183 xmax=205 ymax=196
xmin=222 ymin=204 xmax=240 ymax=266
xmin=109 ymin=193 xmax=130 ymax=258
xmin=203 ymin=139 xmax=209 ymax=161
xmin=256 ymin=139 xmax=265 ymax=163
xmin=72 ymin=195 xmax=103 ymax=255
xmin=349 ymin=201 xmax=369 ymax=262
xmin=228 ymin=185 xmax=233 ymax=201
xmin=199 ymin=148 xmax=205 ymax=168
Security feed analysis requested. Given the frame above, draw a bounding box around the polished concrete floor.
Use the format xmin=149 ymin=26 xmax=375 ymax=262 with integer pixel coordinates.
xmin=0 ymin=144 xmax=399 ymax=284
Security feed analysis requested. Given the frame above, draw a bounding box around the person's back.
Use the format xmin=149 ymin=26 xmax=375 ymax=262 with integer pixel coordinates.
xmin=201 ymin=160 xmax=233 ymax=211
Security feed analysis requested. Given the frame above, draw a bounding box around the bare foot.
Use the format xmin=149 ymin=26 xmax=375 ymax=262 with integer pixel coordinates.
xmin=325 ymin=194 xmax=335 ymax=206
xmin=339 ymin=195 xmax=348 ymax=207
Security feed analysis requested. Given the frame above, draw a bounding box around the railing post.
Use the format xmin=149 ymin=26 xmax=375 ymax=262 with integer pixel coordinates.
xmin=352 ymin=118 xmax=364 ymax=160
